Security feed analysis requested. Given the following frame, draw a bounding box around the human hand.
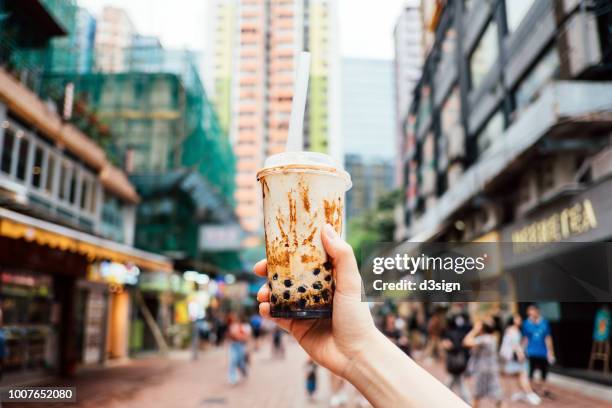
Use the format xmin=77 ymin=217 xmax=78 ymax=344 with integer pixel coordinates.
xmin=547 ymin=351 xmax=556 ymax=365
xmin=254 ymin=224 xmax=378 ymax=377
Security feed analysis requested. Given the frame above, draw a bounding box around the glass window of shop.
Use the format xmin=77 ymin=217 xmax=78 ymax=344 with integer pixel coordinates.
xmin=476 ymin=109 xmax=505 ymax=156
xmin=1 ymin=271 xmax=56 ymax=373
xmin=505 ymin=0 xmax=536 ymax=33
xmin=469 ymin=21 xmax=499 ymax=90
xmin=514 ymin=47 xmax=560 ymax=113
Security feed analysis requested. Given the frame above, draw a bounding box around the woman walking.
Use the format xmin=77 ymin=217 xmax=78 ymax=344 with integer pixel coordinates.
xmin=500 ymin=315 xmax=541 ymax=405
xmin=464 ymin=320 xmax=505 ymax=408
xmin=227 ymin=313 xmax=251 ymax=385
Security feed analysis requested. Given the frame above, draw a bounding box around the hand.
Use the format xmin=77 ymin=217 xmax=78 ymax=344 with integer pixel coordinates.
xmin=547 ymin=351 xmax=556 ymax=365
xmin=254 ymin=224 xmax=378 ymax=377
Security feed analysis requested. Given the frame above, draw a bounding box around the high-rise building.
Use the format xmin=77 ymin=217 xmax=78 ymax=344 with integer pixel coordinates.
xmin=205 ymin=0 xmax=237 ymax=134
xmin=394 ymin=0 xmax=423 ymax=187
xmin=94 ymin=6 xmax=135 ymax=72
xmin=207 ymin=0 xmax=339 ymax=239
xmin=342 ymin=58 xmax=395 ymax=221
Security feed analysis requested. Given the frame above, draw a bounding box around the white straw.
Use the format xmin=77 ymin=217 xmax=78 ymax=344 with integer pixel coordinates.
xmin=286 ymin=51 xmax=311 ymax=152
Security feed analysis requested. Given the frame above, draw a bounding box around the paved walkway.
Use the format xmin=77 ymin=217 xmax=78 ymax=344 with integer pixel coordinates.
xmin=4 ymin=338 xmax=612 ymax=408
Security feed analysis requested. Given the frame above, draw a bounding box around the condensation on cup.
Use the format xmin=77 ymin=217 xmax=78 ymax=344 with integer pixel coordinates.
xmin=257 ymin=151 xmax=352 ymax=319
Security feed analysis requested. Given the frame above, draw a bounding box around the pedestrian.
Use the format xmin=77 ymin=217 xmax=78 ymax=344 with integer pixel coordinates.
xmin=305 ymin=358 xmax=318 ymax=401
xmin=500 ymin=314 xmax=541 ymax=405
xmin=271 ymin=326 xmax=285 ymax=359
xmin=0 ymin=309 xmax=5 ymax=381
xmin=249 ymin=312 xmax=263 ymax=351
xmin=463 ymin=320 xmax=505 ymax=408
xmin=423 ymin=308 xmax=445 ymax=364
xmin=442 ymin=313 xmax=472 ymax=403
xmin=227 ymin=312 xmax=251 ymax=385
xmin=522 ymin=304 xmax=555 ymax=398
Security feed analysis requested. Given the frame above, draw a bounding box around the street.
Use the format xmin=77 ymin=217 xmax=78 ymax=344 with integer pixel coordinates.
xmin=4 ymin=337 xmax=611 ymax=408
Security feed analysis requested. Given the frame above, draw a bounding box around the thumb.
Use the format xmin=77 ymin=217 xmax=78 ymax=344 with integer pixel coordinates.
xmin=321 ymin=224 xmax=362 ymax=298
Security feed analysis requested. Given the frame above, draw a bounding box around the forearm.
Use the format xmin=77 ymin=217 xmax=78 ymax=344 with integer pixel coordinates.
xmin=546 ymin=336 xmax=554 ymax=355
xmin=344 ymin=330 xmax=469 ymax=408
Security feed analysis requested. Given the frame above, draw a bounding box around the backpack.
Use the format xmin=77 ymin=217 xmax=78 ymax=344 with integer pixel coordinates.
xmin=446 ymin=349 xmax=468 ymax=375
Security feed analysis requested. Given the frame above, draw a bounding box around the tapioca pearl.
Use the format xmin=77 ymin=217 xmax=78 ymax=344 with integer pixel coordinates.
xmin=321 ymin=289 xmax=330 ymax=301
xmin=270 ymin=294 xmax=278 ymax=304
xmin=298 ymin=298 xmax=307 ymax=308
xmin=312 ymin=295 xmax=321 ymax=303
xmin=313 ymin=268 xmax=321 ymax=276
xmin=312 ymin=281 xmax=322 ymax=290
xmin=323 ymin=260 xmax=332 ymax=270
xmin=331 ymin=282 xmax=336 ymax=291
xmin=324 ymin=274 xmax=332 ymax=282
xmin=297 ymin=286 xmax=306 ymax=293
xmin=283 ymin=290 xmax=290 ymax=300
xmin=283 ymin=279 xmax=292 ymax=288
xmin=272 ymin=273 xmax=278 ymax=280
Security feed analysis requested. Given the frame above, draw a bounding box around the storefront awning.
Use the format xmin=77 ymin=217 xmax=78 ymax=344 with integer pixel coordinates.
xmin=0 ymin=207 xmax=172 ymax=272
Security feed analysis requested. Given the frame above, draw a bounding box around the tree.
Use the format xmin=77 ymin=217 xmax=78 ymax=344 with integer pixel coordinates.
xmin=347 ymin=189 xmax=402 ymax=267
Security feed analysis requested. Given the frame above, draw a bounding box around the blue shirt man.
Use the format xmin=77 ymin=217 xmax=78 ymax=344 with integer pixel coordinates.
xmin=522 ymin=315 xmax=550 ymax=358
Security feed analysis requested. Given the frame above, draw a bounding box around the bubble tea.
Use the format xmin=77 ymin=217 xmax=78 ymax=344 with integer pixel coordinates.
xmin=257 ymin=152 xmax=352 ymax=318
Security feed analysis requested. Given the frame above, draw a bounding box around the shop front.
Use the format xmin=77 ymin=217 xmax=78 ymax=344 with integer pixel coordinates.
xmin=0 ymin=208 xmax=172 ymax=379
xmin=500 ymin=177 xmax=612 ymax=384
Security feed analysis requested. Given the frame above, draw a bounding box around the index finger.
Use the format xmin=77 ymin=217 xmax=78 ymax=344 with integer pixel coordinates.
xmin=253 ymin=259 xmax=267 ymax=277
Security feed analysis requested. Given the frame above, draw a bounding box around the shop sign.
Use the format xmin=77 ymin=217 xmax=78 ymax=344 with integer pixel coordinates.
xmin=221 ymin=282 xmax=248 ymax=300
xmin=199 ymin=224 xmax=242 ymax=251
xmin=510 ymin=199 xmax=597 ymax=247
xmin=502 ymin=177 xmax=612 ymax=250
xmin=94 ymin=262 xmax=140 ymax=285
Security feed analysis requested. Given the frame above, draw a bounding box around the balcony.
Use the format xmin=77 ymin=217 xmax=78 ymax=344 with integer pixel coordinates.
xmin=409 ymin=81 xmax=612 ymax=241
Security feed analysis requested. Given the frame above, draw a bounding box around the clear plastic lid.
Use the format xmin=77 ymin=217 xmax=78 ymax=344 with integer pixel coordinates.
xmin=262 ymin=151 xmax=352 ymax=190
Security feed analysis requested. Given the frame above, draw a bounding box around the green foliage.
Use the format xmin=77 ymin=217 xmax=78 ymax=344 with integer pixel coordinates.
xmin=347 ymin=189 xmax=402 ymax=266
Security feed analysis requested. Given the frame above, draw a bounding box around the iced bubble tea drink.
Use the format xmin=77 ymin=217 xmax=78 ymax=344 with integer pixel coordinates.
xmin=257 ymin=152 xmax=352 ymax=318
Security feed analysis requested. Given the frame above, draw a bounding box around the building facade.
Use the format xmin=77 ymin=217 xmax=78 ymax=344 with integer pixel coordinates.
xmin=206 ymin=0 xmax=340 ymax=238
xmin=342 ymin=58 xmax=396 ymax=221
xmin=0 ymin=0 xmax=173 ymax=379
xmin=395 ymin=0 xmax=612 ymax=382
xmin=94 ymin=6 xmax=135 ymax=73
xmin=394 ymin=0 xmax=423 ymax=187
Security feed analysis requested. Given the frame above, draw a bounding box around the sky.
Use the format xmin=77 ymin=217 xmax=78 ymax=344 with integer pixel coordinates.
xmin=80 ymin=0 xmax=406 ymax=60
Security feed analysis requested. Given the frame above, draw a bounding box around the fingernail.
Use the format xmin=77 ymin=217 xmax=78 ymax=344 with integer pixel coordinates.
xmin=324 ymin=223 xmax=337 ymax=240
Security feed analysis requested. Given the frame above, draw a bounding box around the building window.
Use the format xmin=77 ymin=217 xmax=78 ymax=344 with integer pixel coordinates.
xmin=1 ymin=128 xmax=15 ymax=174
xmin=505 ymin=0 xmax=536 ymax=33
xmin=31 ymin=145 xmax=44 ymax=188
xmin=514 ymin=47 xmax=560 ymax=114
xmin=416 ymin=86 xmax=432 ymax=133
xmin=469 ymin=21 xmax=499 ymax=90
xmin=476 ymin=109 xmax=505 ymax=156
xmin=16 ymin=137 xmax=29 ymax=181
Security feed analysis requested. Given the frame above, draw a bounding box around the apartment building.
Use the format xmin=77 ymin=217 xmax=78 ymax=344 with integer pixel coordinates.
xmin=207 ymin=0 xmax=339 ymax=239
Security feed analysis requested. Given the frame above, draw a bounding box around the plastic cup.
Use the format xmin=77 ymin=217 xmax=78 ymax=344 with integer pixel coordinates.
xmin=257 ymin=151 xmax=352 ymax=319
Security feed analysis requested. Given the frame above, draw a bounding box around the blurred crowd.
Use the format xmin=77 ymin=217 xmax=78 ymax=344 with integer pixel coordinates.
xmin=376 ymin=303 xmax=555 ymax=408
